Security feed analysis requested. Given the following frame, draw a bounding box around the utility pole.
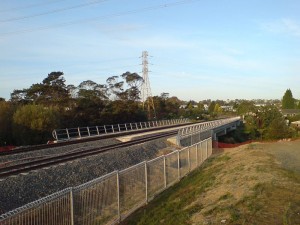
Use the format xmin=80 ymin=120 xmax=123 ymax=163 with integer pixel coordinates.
xmin=141 ymin=51 xmax=156 ymax=120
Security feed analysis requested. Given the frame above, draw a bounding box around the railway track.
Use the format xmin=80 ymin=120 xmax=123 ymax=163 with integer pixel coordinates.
xmin=0 ymin=130 xmax=178 ymax=179
xmin=0 ymin=122 xmax=192 ymax=156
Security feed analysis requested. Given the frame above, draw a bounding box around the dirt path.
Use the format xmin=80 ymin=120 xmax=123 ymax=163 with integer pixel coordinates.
xmin=261 ymin=139 xmax=300 ymax=173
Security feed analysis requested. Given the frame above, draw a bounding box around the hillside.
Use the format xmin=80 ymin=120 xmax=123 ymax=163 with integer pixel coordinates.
xmin=122 ymin=140 xmax=300 ymax=225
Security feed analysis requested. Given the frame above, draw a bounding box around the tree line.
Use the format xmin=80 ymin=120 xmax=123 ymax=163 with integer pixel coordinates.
xmin=1 ymin=71 xmax=208 ymax=146
xmin=0 ymin=72 xmax=298 ymax=146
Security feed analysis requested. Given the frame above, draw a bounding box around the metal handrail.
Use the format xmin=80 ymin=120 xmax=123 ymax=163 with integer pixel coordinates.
xmin=52 ymin=118 xmax=190 ymax=141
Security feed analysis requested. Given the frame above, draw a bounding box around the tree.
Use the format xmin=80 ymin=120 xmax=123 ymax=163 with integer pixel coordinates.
xmin=208 ymin=101 xmax=216 ymax=117
xmin=67 ymin=80 xmax=107 ymax=127
xmin=236 ymin=100 xmax=256 ymax=115
xmin=214 ymin=103 xmax=223 ymax=114
xmin=0 ymin=101 xmax=14 ymax=146
xmin=243 ymin=105 xmax=293 ymax=140
xmin=13 ymin=105 xmax=60 ymax=145
xmin=100 ymin=100 xmax=146 ymax=124
xmin=106 ymin=76 xmax=124 ymax=100
xmin=10 ymin=72 xmax=69 ymax=107
xmin=282 ymin=89 xmax=295 ymax=109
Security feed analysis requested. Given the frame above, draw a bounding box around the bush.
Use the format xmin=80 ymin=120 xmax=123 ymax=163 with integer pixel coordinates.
xmin=13 ymin=104 xmax=60 ymax=145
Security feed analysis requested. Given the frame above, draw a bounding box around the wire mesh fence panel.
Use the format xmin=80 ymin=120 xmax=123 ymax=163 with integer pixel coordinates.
xmin=119 ymin=163 xmax=146 ymax=220
xmin=165 ymin=152 xmax=179 ymax=187
xmin=179 ymin=148 xmax=189 ymax=177
xmin=0 ymin=189 xmax=72 ymax=225
xmin=196 ymin=142 xmax=203 ymax=166
xmin=180 ymin=136 xmax=190 ymax=147
xmin=203 ymin=141 xmax=208 ymax=161
xmin=189 ymin=145 xmax=198 ymax=170
xmin=147 ymin=157 xmax=165 ymax=199
xmin=192 ymin=132 xmax=201 ymax=144
xmin=73 ymin=172 xmax=118 ymax=225
xmin=200 ymin=141 xmax=207 ymax=165
xmin=208 ymin=138 xmax=212 ymax=157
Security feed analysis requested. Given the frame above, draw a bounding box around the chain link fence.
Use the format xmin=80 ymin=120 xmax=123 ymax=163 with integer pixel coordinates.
xmin=0 ymin=136 xmax=212 ymax=225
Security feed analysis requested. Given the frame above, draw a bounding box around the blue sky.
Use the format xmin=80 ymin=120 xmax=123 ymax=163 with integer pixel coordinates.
xmin=0 ymin=0 xmax=299 ymax=101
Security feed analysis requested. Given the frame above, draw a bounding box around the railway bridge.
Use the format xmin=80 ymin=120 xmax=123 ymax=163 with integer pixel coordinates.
xmin=0 ymin=116 xmax=242 ymax=225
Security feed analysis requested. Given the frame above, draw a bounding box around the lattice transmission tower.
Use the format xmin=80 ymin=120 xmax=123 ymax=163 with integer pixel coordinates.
xmin=141 ymin=51 xmax=156 ymax=120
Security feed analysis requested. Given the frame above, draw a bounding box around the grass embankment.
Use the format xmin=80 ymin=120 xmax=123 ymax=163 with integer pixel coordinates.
xmin=122 ymin=141 xmax=300 ymax=225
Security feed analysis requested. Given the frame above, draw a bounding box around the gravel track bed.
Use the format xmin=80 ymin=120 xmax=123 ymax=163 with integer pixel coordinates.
xmin=0 ymin=137 xmax=170 ymax=214
xmin=0 ymin=138 xmax=121 ymax=166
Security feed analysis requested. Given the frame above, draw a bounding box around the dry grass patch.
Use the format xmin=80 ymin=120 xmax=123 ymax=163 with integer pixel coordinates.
xmin=122 ymin=142 xmax=300 ymax=225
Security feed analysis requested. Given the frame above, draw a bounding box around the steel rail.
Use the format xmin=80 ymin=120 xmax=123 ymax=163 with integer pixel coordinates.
xmin=0 ymin=130 xmax=178 ymax=178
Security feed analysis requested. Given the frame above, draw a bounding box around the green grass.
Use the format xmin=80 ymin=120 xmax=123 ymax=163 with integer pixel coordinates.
xmin=122 ymin=156 xmax=224 ymax=225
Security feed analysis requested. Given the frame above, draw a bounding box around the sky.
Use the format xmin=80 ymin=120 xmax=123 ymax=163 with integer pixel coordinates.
xmin=0 ymin=0 xmax=299 ymax=102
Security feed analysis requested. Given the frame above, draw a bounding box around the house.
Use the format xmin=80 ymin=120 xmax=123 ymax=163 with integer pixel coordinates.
xmin=291 ymin=121 xmax=300 ymax=129
xmin=281 ymin=109 xmax=300 ymax=117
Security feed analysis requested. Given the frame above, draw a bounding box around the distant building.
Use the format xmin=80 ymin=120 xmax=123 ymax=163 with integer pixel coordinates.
xmin=221 ymin=105 xmax=234 ymax=112
xmin=291 ymin=121 xmax=300 ymax=129
xmin=281 ymin=109 xmax=300 ymax=117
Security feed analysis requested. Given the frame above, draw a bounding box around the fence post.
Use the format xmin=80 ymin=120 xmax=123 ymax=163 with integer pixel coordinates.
xmin=196 ymin=143 xmax=198 ymax=166
xmin=145 ymin=161 xmax=148 ymax=203
xmin=116 ymin=171 xmax=121 ymax=222
xmin=177 ymin=151 xmax=180 ymax=180
xmin=96 ymin=126 xmax=100 ymax=135
xmin=70 ymin=188 xmax=75 ymax=225
xmin=77 ymin=127 xmax=81 ymax=138
xmin=163 ymin=156 xmax=167 ymax=188
xmin=188 ymin=146 xmax=191 ymax=172
xmin=206 ymin=140 xmax=208 ymax=160
xmin=53 ymin=130 xmax=58 ymax=140
xmin=104 ymin=125 xmax=107 ymax=134
xmin=66 ymin=129 xmax=70 ymax=140
xmin=118 ymin=124 xmax=121 ymax=132
xmin=112 ymin=125 xmax=114 ymax=133
xmin=87 ymin=127 xmax=90 ymax=137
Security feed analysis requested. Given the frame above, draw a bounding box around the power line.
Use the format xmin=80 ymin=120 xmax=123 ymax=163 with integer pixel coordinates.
xmin=0 ymin=0 xmax=200 ymax=37
xmin=0 ymin=0 xmax=111 ymax=23
xmin=0 ymin=0 xmax=68 ymax=13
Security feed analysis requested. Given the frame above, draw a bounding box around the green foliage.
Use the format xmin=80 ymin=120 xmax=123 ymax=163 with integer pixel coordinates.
xmin=153 ymin=95 xmax=181 ymax=119
xmin=0 ymin=101 xmax=15 ymax=145
xmin=282 ymin=89 xmax=295 ymax=109
xmin=13 ymin=104 xmax=60 ymax=145
xmin=208 ymin=101 xmax=216 ymax=114
xmin=100 ymin=100 xmax=146 ymax=124
xmin=243 ymin=105 xmax=295 ymax=140
xmin=236 ymin=100 xmax=256 ymax=115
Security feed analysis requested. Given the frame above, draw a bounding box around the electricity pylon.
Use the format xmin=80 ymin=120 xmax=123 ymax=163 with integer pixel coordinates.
xmin=140 ymin=51 xmax=156 ymax=120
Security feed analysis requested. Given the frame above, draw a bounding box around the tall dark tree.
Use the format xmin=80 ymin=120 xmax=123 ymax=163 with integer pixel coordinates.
xmin=121 ymin=72 xmax=143 ymax=101
xmin=282 ymin=89 xmax=295 ymax=109
xmin=236 ymin=100 xmax=256 ymax=115
xmin=11 ymin=71 xmax=69 ymax=107
xmin=106 ymin=76 xmax=124 ymax=100
xmin=69 ymin=80 xmax=108 ymax=126
xmin=0 ymin=101 xmax=14 ymax=145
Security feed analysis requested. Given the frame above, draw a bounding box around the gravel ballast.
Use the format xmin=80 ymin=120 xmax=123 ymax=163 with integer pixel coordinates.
xmin=0 ymin=137 xmax=171 ymax=214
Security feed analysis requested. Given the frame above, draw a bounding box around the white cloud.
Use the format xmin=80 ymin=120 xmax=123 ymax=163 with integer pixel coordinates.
xmin=261 ymin=18 xmax=300 ymax=38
